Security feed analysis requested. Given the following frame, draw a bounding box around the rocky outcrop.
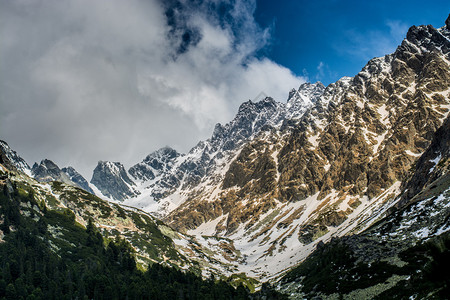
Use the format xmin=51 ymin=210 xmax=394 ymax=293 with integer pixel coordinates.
xmin=91 ymin=161 xmax=139 ymax=201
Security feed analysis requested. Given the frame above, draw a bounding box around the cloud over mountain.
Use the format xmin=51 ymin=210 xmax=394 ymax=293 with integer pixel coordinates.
xmin=0 ymin=0 xmax=304 ymax=177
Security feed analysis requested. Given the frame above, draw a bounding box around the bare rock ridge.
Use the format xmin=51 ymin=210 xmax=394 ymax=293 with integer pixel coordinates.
xmin=398 ymin=115 xmax=450 ymax=208
xmin=279 ymin=117 xmax=450 ymax=299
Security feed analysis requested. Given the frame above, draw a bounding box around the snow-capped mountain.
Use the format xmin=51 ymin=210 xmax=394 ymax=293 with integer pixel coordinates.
xmin=0 ymin=140 xmax=31 ymax=176
xmin=129 ymin=147 xmax=181 ymax=182
xmin=286 ymin=82 xmax=325 ymax=119
xmin=151 ymin=16 xmax=450 ymax=279
xmin=91 ymin=81 xmax=324 ymax=208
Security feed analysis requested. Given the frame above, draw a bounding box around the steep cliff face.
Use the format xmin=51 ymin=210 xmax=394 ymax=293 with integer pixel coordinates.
xmin=397 ymin=115 xmax=449 ymax=207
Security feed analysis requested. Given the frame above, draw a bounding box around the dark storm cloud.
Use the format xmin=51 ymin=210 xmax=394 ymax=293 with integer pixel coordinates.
xmin=0 ymin=0 xmax=304 ymax=178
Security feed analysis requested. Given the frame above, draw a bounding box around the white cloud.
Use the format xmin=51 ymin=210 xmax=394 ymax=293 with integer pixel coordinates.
xmin=0 ymin=0 xmax=304 ymax=178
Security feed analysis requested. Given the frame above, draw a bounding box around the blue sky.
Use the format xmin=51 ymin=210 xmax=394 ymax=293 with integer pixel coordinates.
xmin=254 ymin=0 xmax=450 ymax=85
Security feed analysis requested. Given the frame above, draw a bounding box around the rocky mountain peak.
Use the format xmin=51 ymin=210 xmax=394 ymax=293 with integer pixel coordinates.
xmin=32 ymin=159 xmax=71 ymax=183
xmin=129 ymin=147 xmax=181 ymax=182
xmin=296 ymin=82 xmax=325 ymax=101
xmin=288 ymin=88 xmax=297 ymax=100
xmin=199 ymin=97 xmax=284 ymax=156
xmin=91 ymin=161 xmax=139 ymax=201
xmin=0 ymin=140 xmax=31 ymax=175
xmin=211 ymin=123 xmax=225 ymax=140
xmin=33 ymin=159 xmax=58 ymax=170
xmin=235 ymin=97 xmax=277 ymax=119
xmin=405 ymin=22 xmax=450 ymax=55
xmin=31 ymin=159 xmax=93 ymax=193
xmin=144 ymin=147 xmax=180 ymax=164
xmin=446 ymin=13 xmax=450 ymax=30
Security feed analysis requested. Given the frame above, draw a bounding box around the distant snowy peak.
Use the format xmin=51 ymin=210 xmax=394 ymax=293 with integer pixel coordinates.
xmin=129 ymin=147 xmax=181 ymax=182
xmin=95 ymin=85 xmax=325 ymax=203
xmin=103 ymin=85 xmax=327 ymax=204
xmin=62 ymin=166 xmax=95 ymax=194
xmin=91 ymin=161 xmax=139 ymax=201
xmin=0 ymin=140 xmax=31 ymax=176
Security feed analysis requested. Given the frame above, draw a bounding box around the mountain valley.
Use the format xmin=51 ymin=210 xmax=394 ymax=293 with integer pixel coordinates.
xmin=1 ymin=15 xmax=450 ymax=299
